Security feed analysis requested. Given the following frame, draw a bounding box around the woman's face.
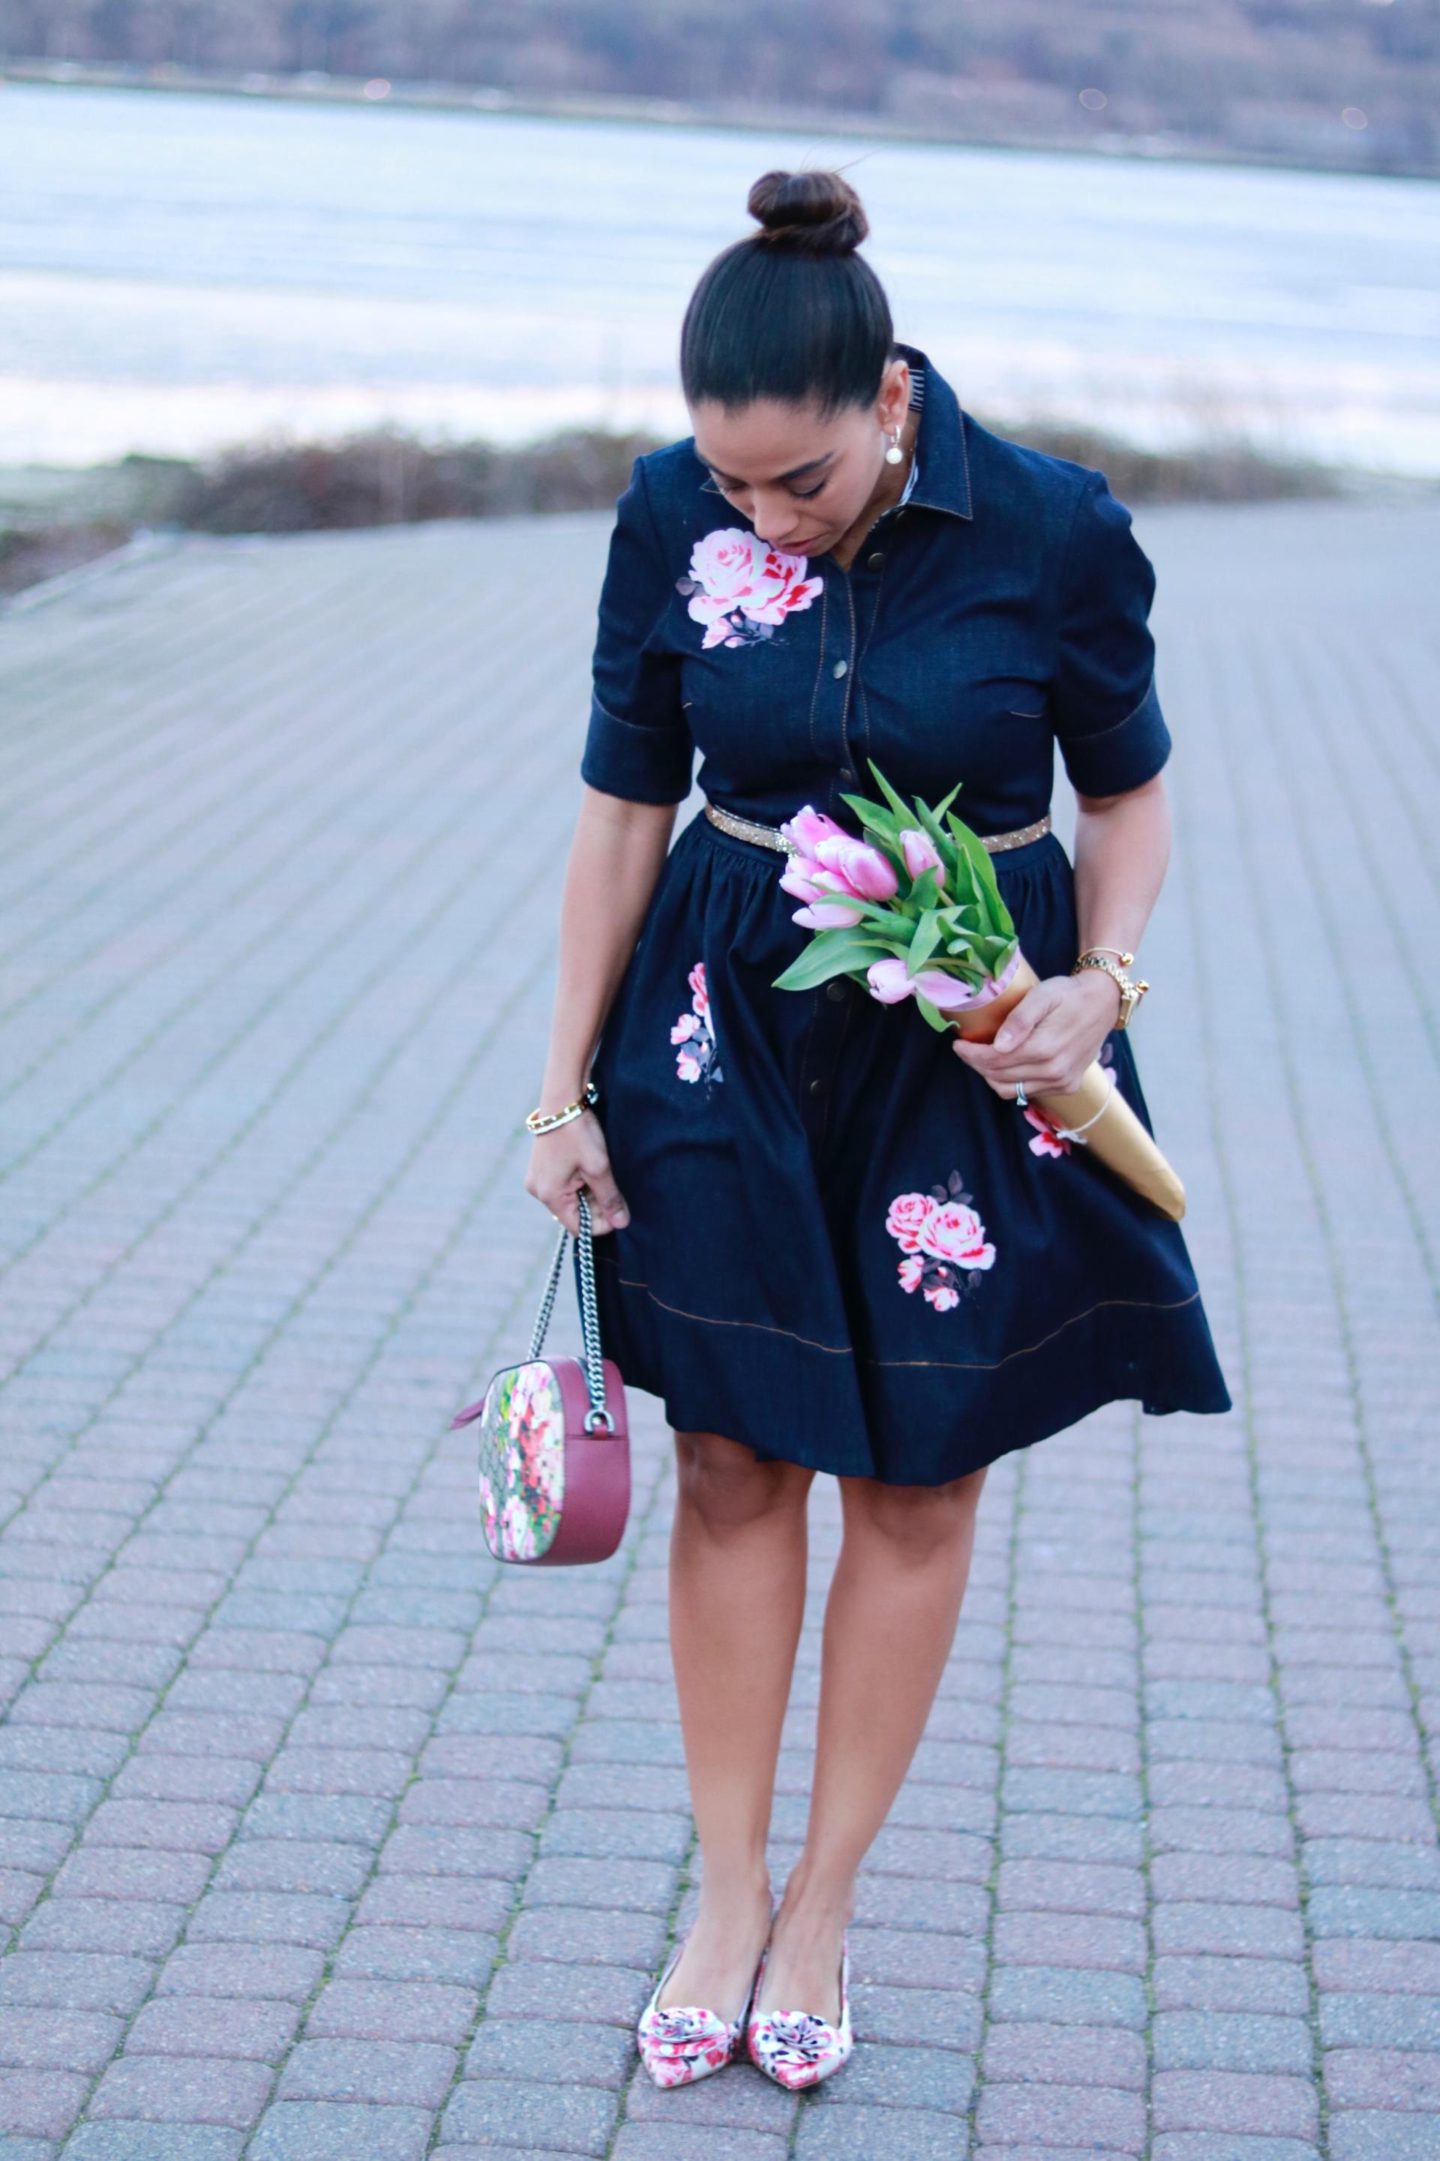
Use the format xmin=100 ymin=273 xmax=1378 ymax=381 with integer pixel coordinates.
xmin=689 ymin=358 xmax=911 ymax=557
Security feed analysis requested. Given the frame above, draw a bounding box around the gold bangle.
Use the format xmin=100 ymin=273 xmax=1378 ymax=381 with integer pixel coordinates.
xmin=1077 ymin=943 xmax=1135 ymax=967
xmin=525 ymin=1078 xmax=599 ymax=1135
xmin=1070 ymin=952 xmax=1149 ymax=1030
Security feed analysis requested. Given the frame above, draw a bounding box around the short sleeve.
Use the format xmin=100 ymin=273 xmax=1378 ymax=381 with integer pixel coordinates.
xmin=1051 ymin=470 xmax=1172 ymax=798
xmin=579 ymin=457 xmax=694 ymax=806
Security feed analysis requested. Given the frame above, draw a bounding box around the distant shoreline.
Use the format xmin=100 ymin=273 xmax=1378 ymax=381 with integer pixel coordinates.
xmin=6 ymin=418 xmax=1432 ymax=606
xmin=3 ymin=57 xmax=1433 ymax=186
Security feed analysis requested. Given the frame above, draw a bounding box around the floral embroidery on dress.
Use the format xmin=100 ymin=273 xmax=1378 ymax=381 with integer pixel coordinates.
xmin=885 ymin=1171 xmax=996 ymax=1309
xmin=677 ymin=528 xmax=823 ymax=650
xmin=1023 ymin=1039 xmax=1119 ymax=1159
xmin=1024 ymin=1104 xmax=1073 ymax=1158
xmin=671 ymin=959 xmax=724 ymax=1086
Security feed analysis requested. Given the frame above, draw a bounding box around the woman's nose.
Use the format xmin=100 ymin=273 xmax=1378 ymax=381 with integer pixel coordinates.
xmin=757 ymin=503 xmax=802 ymax=543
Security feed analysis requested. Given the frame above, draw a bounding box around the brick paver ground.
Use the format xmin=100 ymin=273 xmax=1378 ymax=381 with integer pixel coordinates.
xmin=1 ymin=496 xmax=1437 ymax=2159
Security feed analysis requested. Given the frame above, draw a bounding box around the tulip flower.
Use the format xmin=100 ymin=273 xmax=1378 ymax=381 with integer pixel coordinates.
xmin=866 ymin=958 xmax=982 ymax=1008
xmin=899 ymin=827 xmax=945 ymax=885
xmin=811 ymin=836 xmax=899 ymax=902
xmin=779 ymin=804 xmax=849 ymax=856
xmin=792 ymin=899 xmax=865 ymax=930
xmin=865 ymin=958 xmax=918 ymax=1004
xmin=778 ymin=863 xmax=827 ymax=904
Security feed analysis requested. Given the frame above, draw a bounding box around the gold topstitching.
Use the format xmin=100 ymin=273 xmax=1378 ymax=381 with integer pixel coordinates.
xmin=866 ymin=1286 xmax=1201 ymax=1368
xmin=611 ymin=1274 xmax=852 ymax=1355
xmin=608 ymin=1272 xmax=1201 ymax=1371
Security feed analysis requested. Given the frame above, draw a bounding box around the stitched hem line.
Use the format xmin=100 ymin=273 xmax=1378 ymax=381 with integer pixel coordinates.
xmin=606 ymin=1270 xmax=1201 ymax=1371
xmin=866 ymin=1287 xmax=1201 ymax=1369
xmin=612 ymin=1273 xmax=853 ymax=1355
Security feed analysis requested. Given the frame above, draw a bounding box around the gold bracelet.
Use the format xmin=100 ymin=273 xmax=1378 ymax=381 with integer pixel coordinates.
xmin=1070 ymin=952 xmax=1149 ymax=1030
xmin=525 ymin=1078 xmax=599 ymax=1135
xmin=1077 ymin=943 xmax=1135 ymax=967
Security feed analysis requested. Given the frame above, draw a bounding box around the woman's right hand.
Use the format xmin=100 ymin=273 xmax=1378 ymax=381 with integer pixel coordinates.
xmin=524 ymin=1110 xmax=631 ymax=1237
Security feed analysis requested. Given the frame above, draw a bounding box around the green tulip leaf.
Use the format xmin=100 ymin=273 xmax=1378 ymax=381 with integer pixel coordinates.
xmin=913 ymin=990 xmax=954 ymax=1033
xmin=908 ymin=909 xmax=942 ymax=972
xmin=839 ymin=793 xmax=902 ymax=848
xmin=865 ymin=761 xmax=916 ymax=827
xmin=772 ymin=929 xmax=891 ymax=991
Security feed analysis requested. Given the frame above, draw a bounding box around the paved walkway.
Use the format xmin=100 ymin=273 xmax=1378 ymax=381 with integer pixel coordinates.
xmin=1 ymin=499 xmax=1437 ymax=2160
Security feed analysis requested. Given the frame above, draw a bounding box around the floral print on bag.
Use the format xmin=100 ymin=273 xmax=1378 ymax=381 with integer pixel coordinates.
xmin=677 ymin=528 xmax=823 ymax=650
xmin=885 ymin=1171 xmax=996 ymax=1310
xmin=671 ymin=960 xmax=723 ymax=1086
xmin=476 ymin=1359 xmax=567 ymax=1561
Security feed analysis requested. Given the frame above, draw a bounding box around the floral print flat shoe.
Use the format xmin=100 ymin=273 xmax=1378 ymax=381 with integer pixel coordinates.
xmin=745 ymin=1932 xmax=854 ymax=2089
xmin=635 ymin=1936 xmax=754 ymax=2088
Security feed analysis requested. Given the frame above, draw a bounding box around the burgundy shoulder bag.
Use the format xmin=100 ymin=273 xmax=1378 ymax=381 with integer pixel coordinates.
xmin=448 ymin=1190 xmax=630 ymax=1566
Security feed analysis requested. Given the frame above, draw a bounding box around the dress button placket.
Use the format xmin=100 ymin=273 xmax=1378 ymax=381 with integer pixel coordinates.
xmin=814 ymin=564 xmax=862 ymax=828
xmin=816 ymin=568 xmax=859 ymax=781
xmin=798 ymin=566 xmax=864 ymax=1123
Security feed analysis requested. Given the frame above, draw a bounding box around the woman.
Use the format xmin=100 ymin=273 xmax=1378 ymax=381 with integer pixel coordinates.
xmin=524 ymin=168 xmax=1232 ymax=2091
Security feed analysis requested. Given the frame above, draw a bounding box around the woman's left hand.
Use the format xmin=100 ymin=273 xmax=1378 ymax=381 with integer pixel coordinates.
xmin=951 ymin=970 xmax=1120 ymax=1100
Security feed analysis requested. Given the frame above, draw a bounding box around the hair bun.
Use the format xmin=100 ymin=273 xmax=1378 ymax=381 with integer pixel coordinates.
xmin=747 ymin=170 xmax=868 ymax=256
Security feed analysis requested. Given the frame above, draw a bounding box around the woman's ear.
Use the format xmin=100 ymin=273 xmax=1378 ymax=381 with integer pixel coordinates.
xmin=876 ymin=358 xmax=911 ymax=432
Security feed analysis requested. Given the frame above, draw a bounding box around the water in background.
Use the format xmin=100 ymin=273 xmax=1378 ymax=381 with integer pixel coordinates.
xmin=2 ymin=80 xmax=1437 ymax=476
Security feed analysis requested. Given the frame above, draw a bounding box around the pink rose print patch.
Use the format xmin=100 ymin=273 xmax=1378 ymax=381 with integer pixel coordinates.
xmin=885 ymin=1171 xmax=996 ymax=1310
xmin=671 ymin=960 xmax=723 ymax=1087
xmin=677 ymin=528 xmax=823 ymax=650
xmin=1023 ymin=1039 xmax=1119 ymax=1158
xmin=1023 ymin=1105 xmax=1072 ymax=1158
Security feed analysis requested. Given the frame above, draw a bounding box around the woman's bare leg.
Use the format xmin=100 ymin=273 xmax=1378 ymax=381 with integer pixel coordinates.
xmin=754 ymin=1464 xmax=990 ymax=2020
xmin=657 ymin=1429 xmax=816 ymax=2015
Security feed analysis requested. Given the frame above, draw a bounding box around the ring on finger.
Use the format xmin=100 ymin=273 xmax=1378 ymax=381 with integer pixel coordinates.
xmin=1014 ymin=1078 xmax=1028 ymax=1108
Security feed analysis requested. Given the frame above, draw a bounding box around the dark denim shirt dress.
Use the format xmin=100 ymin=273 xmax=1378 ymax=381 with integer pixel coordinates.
xmin=573 ymin=339 xmax=1232 ymax=1485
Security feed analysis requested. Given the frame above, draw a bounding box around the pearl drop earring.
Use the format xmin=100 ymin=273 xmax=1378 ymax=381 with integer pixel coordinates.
xmin=883 ymin=424 xmax=904 ymax=466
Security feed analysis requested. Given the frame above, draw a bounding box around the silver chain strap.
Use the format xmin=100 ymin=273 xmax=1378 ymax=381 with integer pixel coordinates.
xmin=527 ymin=1188 xmax=616 ymax=1435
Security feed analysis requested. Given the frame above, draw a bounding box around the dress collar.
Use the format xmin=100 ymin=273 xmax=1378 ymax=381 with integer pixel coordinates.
xmin=693 ymin=338 xmax=972 ymax=524
xmin=892 ymin=340 xmax=973 ymax=523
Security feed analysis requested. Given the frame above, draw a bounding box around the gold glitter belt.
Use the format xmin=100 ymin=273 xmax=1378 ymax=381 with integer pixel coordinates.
xmin=703 ymin=799 xmax=1052 ymax=855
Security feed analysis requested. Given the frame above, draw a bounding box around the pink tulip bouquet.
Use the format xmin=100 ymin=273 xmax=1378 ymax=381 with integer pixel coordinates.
xmin=771 ymin=760 xmax=1187 ymax=1221
xmin=771 ymin=761 xmax=1022 ymax=1026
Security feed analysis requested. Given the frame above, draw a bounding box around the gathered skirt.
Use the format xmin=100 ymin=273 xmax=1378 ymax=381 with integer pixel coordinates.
xmin=577 ymin=806 xmax=1233 ymax=1485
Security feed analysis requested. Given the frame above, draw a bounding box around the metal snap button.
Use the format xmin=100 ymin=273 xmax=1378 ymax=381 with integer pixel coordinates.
xmin=808 ymin=1076 xmax=825 ymax=1094
xmin=839 ymin=767 xmax=855 ymax=783
xmin=866 ymin=551 xmax=884 ymax=569
xmin=825 ymin=979 xmax=847 ymax=1002
xmin=832 ymin=659 xmax=848 ymax=679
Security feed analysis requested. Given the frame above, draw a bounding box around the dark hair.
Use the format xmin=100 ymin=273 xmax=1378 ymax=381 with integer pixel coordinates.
xmin=679 ymin=170 xmax=895 ymax=421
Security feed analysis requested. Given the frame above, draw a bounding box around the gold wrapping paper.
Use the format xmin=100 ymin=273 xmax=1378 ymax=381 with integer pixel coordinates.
xmin=942 ymin=953 xmax=1187 ymax=1222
